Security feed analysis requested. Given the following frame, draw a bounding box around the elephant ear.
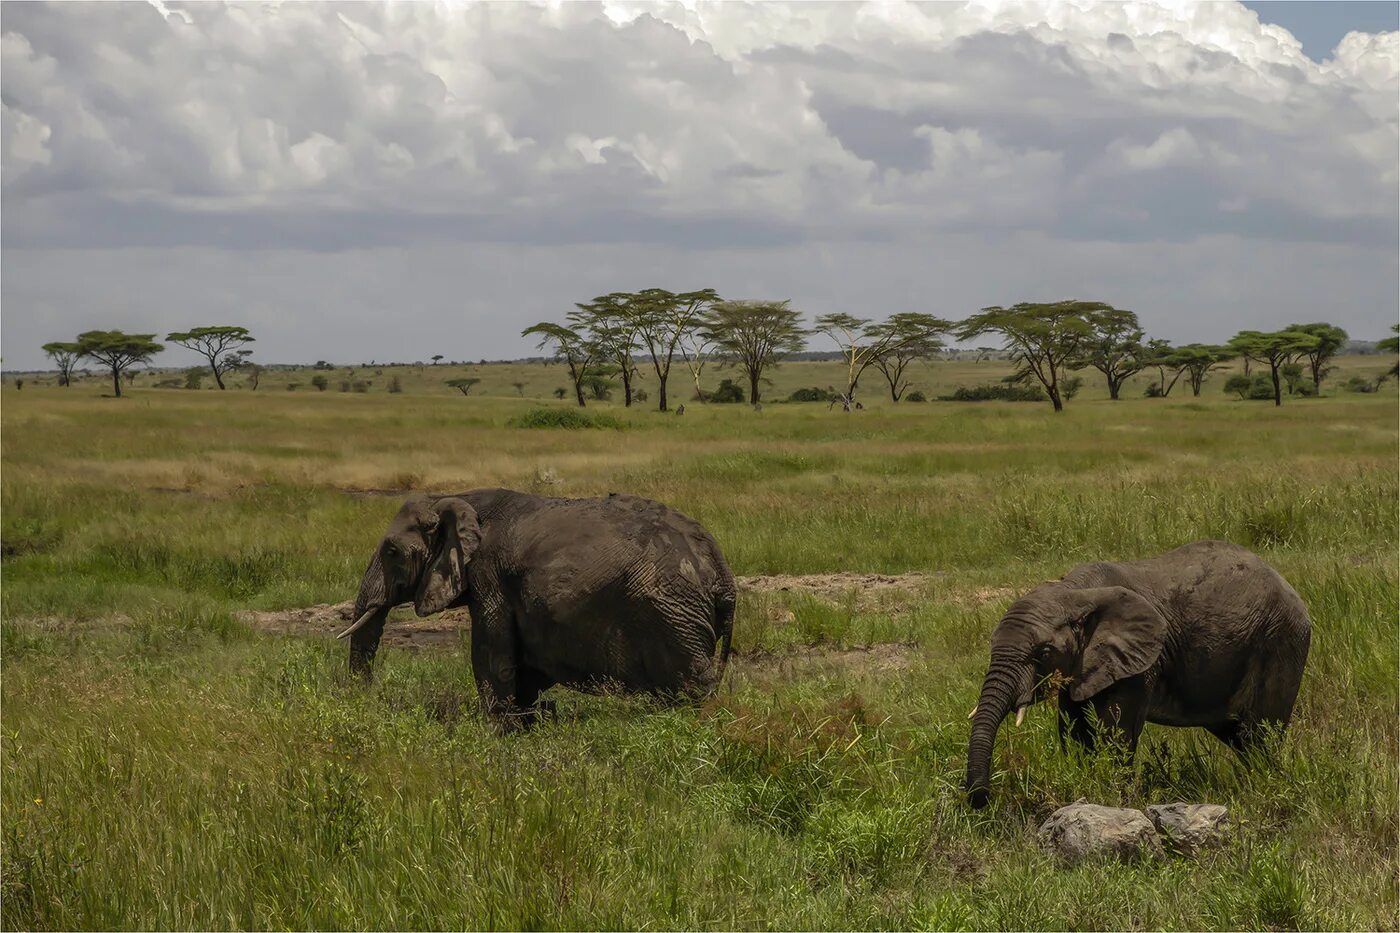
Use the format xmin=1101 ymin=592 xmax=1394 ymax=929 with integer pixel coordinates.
xmin=414 ymin=497 xmax=482 ymax=616
xmin=1069 ymin=587 xmax=1168 ymax=702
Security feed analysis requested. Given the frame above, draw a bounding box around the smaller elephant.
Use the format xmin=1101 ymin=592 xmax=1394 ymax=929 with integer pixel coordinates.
xmin=965 ymin=540 xmax=1311 ymax=808
xmin=341 ymin=489 xmax=736 ymax=731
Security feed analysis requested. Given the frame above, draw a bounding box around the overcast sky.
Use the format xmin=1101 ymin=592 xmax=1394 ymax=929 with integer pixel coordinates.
xmin=2 ymin=1 xmax=1396 ymax=370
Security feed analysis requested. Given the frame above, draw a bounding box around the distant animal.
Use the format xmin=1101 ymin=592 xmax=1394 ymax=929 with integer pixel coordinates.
xmin=342 ymin=489 xmax=736 ymax=731
xmin=965 ymin=540 xmax=1310 ymax=808
xmin=676 ymin=404 xmax=685 ymax=415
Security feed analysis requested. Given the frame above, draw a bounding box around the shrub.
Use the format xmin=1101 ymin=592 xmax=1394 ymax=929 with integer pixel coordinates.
xmin=1060 ymin=375 xmax=1083 ymax=400
xmin=352 ymin=381 xmax=370 ymax=394
xmin=904 ymin=390 xmax=927 ymax=402
xmin=788 ymin=386 xmax=834 ymax=402
xmin=1248 ymin=374 xmax=1275 ymax=400
xmin=711 ymin=378 xmax=745 ymax=403
xmin=553 ymin=387 xmax=567 ymax=400
xmin=634 ymin=388 xmax=648 ymax=402
xmin=339 ymin=381 xmax=351 ymax=392
xmin=286 ymin=382 xmax=301 ymax=391
xmin=508 ymin=408 xmax=624 ymax=430
xmin=1224 ymin=374 xmax=1251 ymax=399
xmin=184 ymin=368 xmax=204 ymax=390
xmin=941 ymin=383 xmax=1045 ymax=402
xmin=1144 ymin=382 xmax=1164 ymax=398
xmin=388 ymin=376 xmax=403 ymax=394
xmin=311 ymin=375 xmax=329 ymax=391
xmin=1343 ymin=375 xmax=1381 ymax=394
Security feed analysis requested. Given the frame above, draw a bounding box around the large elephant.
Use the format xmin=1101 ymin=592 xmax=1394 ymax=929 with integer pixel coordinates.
xmin=965 ymin=540 xmax=1310 ymax=808
xmin=341 ymin=488 xmax=737 ymax=730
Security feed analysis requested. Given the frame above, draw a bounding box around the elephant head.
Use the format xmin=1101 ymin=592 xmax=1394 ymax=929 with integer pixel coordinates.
xmin=340 ymin=495 xmax=482 ymax=675
xmin=964 ymin=582 xmax=1167 ymax=808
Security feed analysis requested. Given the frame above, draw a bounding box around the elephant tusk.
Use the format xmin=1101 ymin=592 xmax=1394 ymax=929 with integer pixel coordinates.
xmin=336 ymin=609 xmax=377 ymax=640
xmin=1015 ymin=706 xmax=1026 ymax=727
xmin=968 ymin=704 xmax=978 ymax=720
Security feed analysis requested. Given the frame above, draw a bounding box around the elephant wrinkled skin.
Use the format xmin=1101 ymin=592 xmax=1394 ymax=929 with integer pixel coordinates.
xmin=965 ymin=540 xmax=1311 ymax=808
xmin=346 ymin=488 xmax=737 ymax=731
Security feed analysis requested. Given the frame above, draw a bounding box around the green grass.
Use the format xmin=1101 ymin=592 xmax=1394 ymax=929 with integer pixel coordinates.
xmin=1 ymin=361 xmax=1396 ymax=930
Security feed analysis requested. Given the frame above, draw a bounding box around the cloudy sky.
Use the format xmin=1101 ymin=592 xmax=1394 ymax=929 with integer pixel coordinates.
xmin=2 ymin=0 xmax=1396 ymax=370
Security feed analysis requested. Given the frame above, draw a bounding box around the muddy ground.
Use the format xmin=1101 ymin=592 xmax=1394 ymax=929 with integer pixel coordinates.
xmin=234 ymin=572 xmax=937 ymax=667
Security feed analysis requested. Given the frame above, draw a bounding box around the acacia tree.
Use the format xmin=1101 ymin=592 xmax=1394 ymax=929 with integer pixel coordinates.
xmin=701 ymin=300 xmax=808 ymax=404
xmin=165 ymin=325 xmax=255 ymax=390
xmin=1379 ymin=324 xmax=1399 ymax=376
xmin=814 ymin=312 xmax=939 ymax=410
xmin=1078 ymin=307 xmax=1146 ymax=400
xmin=1287 ymin=322 xmax=1347 ymax=393
xmin=957 ymin=301 xmax=1106 ymax=412
xmin=632 ymin=287 xmax=720 ymax=411
xmin=867 ymin=313 xmax=948 ymax=402
xmin=572 ymin=293 xmax=642 ymax=406
xmin=1227 ymin=329 xmax=1321 ymax=406
xmin=523 ymin=322 xmax=595 ymax=407
xmin=1166 ymin=344 xmax=1234 ymax=396
xmin=446 ymin=377 xmax=481 ymax=397
xmin=1141 ymin=338 xmax=1188 ymax=397
xmin=42 ymin=341 xmax=82 ymax=387
xmin=76 ymin=330 xmax=164 ymax=398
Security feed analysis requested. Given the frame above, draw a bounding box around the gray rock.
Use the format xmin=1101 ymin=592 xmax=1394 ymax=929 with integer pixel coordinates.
xmin=1037 ymin=799 xmax=1164 ymax=866
xmin=1147 ymin=803 xmax=1230 ymax=856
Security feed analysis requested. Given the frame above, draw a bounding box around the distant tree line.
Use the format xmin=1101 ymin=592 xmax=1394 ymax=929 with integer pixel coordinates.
xmin=33 ymin=304 xmax=1392 ymax=412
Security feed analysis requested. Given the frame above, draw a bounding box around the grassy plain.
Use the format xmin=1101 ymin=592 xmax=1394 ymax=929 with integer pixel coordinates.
xmin=2 ymin=356 xmax=1396 ymax=930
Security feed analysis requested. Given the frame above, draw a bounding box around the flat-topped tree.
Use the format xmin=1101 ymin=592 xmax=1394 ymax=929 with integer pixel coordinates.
xmin=42 ymin=341 xmax=82 ymax=387
xmin=1227 ymin=329 xmax=1321 ymax=406
xmin=813 ymin=312 xmax=943 ymax=410
xmin=165 ymin=326 xmax=254 ymax=390
xmin=523 ymin=322 xmax=595 ymax=406
xmin=701 ymin=300 xmax=808 ymax=404
xmin=632 ymin=287 xmax=720 ymax=411
xmin=571 ymin=293 xmax=643 ymax=406
xmin=1379 ymin=324 xmax=1399 ymax=377
xmin=1286 ymin=322 xmax=1347 ymax=393
xmin=1166 ymin=344 xmax=1234 ymax=397
xmin=1077 ymin=306 xmax=1147 ymax=400
xmin=958 ymin=300 xmax=1105 ymax=412
xmin=446 ymin=377 xmax=481 ymax=397
xmin=866 ymin=312 xmax=948 ymax=403
xmin=76 ymin=330 xmax=163 ymax=397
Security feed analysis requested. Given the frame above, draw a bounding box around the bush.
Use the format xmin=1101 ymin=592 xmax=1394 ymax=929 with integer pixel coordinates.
xmin=339 ymin=381 xmax=351 ymax=393
xmin=1343 ymin=375 xmax=1382 ymax=394
xmin=553 ymin=387 xmax=567 ymax=400
xmin=904 ymin=390 xmax=927 ymax=402
xmin=388 ymin=376 xmax=403 ymax=394
xmin=1144 ymin=382 xmax=1164 ymax=398
xmin=311 ymin=375 xmax=329 ymax=392
xmin=507 ymin=408 xmax=625 ymax=430
xmin=941 ymin=383 xmax=1045 ymax=402
xmin=634 ymin=389 xmax=649 ymax=402
xmin=1248 ymin=374 xmax=1275 ymax=400
xmin=1224 ymin=374 xmax=1251 ymax=399
xmin=352 ymin=381 xmax=370 ymax=394
xmin=788 ymin=386 xmax=834 ymax=402
xmin=711 ymin=378 xmax=745 ymax=403
xmin=1060 ymin=375 xmax=1083 ymax=400
xmin=184 ymin=368 xmax=204 ymax=390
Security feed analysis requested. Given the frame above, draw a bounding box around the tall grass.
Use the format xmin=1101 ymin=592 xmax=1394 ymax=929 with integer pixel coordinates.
xmin=1 ymin=376 xmax=1396 ymax=929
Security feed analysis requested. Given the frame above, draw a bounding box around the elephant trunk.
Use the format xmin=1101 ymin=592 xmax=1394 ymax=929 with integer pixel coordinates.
xmin=965 ymin=654 xmax=1032 ymax=808
xmin=347 ymin=549 xmax=393 ymax=681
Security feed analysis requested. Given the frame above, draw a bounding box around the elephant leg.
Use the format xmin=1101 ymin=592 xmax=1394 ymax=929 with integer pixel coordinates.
xmin=1058 ymin=690 xmax=1096 ymax=752
xmin=470 ymin=604 xmax=529 ymax=733
xmin=1089 ymin=677 xmax=1148 ymax=762
xmin=1212 ymin=716 xmax=1286 ymax=761
xmin=516 ymin=668 xmax=558 ymax=725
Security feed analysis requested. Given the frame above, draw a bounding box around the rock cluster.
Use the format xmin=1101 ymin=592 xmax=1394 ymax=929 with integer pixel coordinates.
xmin=1038 ymin=799 xmax=1230 ymax=866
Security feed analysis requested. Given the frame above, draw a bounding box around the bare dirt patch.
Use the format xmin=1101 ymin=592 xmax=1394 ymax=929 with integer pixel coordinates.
xmin=736 ymin=572 xmax=936 ymax=610
xmin=733 ymin=642 xmax=917 ymax=678
xmin=237 ymin=601 xmax=468 ymax=651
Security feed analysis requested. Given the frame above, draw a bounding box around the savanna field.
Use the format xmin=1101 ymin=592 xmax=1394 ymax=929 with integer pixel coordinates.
xmin=2 ymin=356 xmax=1396 ymax=930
